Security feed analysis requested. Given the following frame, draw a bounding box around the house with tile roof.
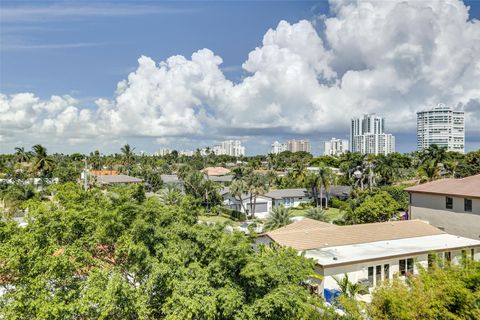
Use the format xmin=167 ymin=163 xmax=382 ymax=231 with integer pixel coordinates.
xmin=405 ymin=174 xmax=480 ymax=240
xmin=257 ymin=218 xmax=480 ymax=300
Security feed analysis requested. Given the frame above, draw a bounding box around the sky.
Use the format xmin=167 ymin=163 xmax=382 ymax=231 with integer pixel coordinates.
xmin=1 ymin=0 xmax=480 ymax=155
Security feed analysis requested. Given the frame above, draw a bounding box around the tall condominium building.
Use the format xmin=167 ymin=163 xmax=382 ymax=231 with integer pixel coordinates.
xmin=417 ymin=104 xmax=465 ymax=153
xmin=323 ymin=138 xmax=349 ymax=156
xmin=212 ymin=140 xmax=245 ymax=157
xmin=271 ymin=141 xmax=287 ymax=154
xmin=350 ymin=114 xmax=395 ymax=155
xmin=287 ymin=139 xmax=311 ymax=153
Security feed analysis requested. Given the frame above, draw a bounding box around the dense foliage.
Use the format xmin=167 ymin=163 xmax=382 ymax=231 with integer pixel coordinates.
xmin=0 ymin=183 xmax=323 ymax=319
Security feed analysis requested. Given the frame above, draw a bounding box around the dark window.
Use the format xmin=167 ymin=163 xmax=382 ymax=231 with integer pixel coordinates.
xmin=445 ymin=252 xmax=451 ymax=265
xmin=428 ymin=253 xmax=436 ymax=269
xmin=368 ymin=266 xmax=374 ymax=287
xmin=462 ymin=250 xmax=467 ymax=262
xmin=375 ymin=265 xmax=382 ymax=285
xmin=407 ymin=258 xmax=414 ymax=274
xmin=464 ymin=199 xmax=472 ymax=212
xmin=399 ymin=259 xmax=406 ymax=276
xmin=446 ymin=197 xmax=453 ymax=209
xmin=384 ymin=264 xmax=390 ymax=281
xmin=472 ymin=249 xmax=475 ymax=260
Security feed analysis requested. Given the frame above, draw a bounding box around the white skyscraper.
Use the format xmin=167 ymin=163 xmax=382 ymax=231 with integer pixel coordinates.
xmin=324 ymin=138 xmax=349 ymax=156
xmin=271 ymin=141 xmax=287 ymax=154
xmin=287 ymin=139 xmax=311 ymax=153
xmin=212 ymin=140 xmax=245 ymax=157
xmin=350 ymin=114 xmax=395 ymax=155
xmin=417 ymin=104 xmax=465 ymax=153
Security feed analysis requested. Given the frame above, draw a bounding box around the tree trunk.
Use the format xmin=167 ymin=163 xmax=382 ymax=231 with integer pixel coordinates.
xmin=319 ymin=187 xmax=323 ymax=210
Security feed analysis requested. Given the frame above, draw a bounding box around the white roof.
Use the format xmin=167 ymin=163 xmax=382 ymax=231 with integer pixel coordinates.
xmin=305 ymin=234 xmax=480 ymax=267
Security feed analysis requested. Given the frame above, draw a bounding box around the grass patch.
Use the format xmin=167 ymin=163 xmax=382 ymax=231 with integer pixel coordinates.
xmin=289 ymin=207 xmax=344 ymax=222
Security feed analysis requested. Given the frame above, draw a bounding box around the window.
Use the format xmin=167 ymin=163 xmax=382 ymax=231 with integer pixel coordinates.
xmin=399 ymin=258 xmax=414 ymax=276
xmin=445 ymin=251 xmax=452 ymax=265
xmin=384 ymin=264 xmax=390 ymax=281
xmin=407 ymin=258 xmax=414 ymax=274
xmin=399 ymin=259 xmax=406 ymax=276
xmin=428 ymin=253 xmax=436 ymax=269
xmin=375 ymin=265 xmax=382 ymax=284
xmin=368 ymin=266 xmax=374 ymax=287
xmin=472 ymin=249 xmax=475 ymax=260
xmin=462 ymin=250 xmax=467 ymax=262
xmin=445 ymin=197 xmax=453 ymax=209
xmin=464 ymin=198 xmax=472 ymax=212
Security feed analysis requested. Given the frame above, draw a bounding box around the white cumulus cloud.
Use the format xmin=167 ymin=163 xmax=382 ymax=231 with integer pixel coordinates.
xmin=1 ymin=0 xmax=479 ymax=153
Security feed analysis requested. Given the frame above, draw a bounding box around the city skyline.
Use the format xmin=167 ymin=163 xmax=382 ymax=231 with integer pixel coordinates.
xmin=1 ymin=1 xmax=480 ymax=155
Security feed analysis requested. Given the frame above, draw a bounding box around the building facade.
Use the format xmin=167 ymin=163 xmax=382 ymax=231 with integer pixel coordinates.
xmin=417 ymin=104 xmax=465 ymax=153
xmin=405 ymin=174 xmax=480 ymax=240
xmin=212 ymin=140 xmax=245 ymax=157
xmin=257 ymin=219 xmax=480 ymax=301
xmin=287 ymin=139 xmax=311 ymax=153
xmin=350 ymin=114 xmax=395 ymax=155
xmin=271 ymin=141 xmax=287 ymax=154
xmin=323 ymin=138 xmax=349 ymax=156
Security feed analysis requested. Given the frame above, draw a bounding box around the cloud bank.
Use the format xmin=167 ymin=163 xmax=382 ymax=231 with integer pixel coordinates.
xmin=1 ymin=0 xmax=479 ymax=153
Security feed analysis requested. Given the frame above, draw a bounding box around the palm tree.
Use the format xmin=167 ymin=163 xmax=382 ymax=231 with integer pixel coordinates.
xmin=120 ymin=144 xmax=135 ymax=174
xmin=14 ymin=147 xmax=31 ymax=163
xmin=158 ymin=184 xmax=182 ymax=205
xmin=30 ymin=144 xmax=54 ymax=177
xmin=419 ymin=159 xmax=441 ymax=182
xmin=245 ymin=173 xmax=269 ymax=219
xmin=333 ymin=274 xmax=366 ymax=298
xmin=305 ymin=172 xmax=322 ymax=207
xmin=230 ymin=179 xmax=248 ymax=213
xmin=318 ymin=165 xmax=333 ymax=209
xmin=264 ymin=205 xmax=291 ymax=231
xmin=305 ymin=207 xmax=329 ymax=222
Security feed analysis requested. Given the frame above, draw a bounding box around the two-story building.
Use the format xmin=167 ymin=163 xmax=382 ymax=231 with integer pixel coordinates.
xmin=405 ymin=174 xmax=480 ymax=240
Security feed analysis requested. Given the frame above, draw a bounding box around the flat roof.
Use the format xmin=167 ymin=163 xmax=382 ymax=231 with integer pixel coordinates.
xmin=305 ymin=234 xmax=480 ymax=267
xmin=405 ymin=174 xmax=480 ymax=198
xmin=96 ymin=174 xmax=143 ymax=184
xmin=264 ymin=219 xmax=444 ymax=251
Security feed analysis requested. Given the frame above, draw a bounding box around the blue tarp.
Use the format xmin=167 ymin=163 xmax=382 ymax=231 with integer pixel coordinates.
xmin=324 ymin=288 xmax=342 ymax=303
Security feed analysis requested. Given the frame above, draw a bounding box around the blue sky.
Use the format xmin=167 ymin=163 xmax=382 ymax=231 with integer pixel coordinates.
xmin=1 ymin=0 xmax=480 ymax=155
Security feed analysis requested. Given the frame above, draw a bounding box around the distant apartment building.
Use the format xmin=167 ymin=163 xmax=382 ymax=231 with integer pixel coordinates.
xmin=158 ymin=148 xmax=172 ymax=156
xmin=212 ymin=140 xmax=245 ymax=157
xmin=271 ymin=141 xmax=287 ymax=154
xmin=287 ymin=139 xmax=311 ymax=153
xmin=323 ymin=138 xmax=349 ymax=156
xmin=417 ymin=104 xmax=465 ymax=153
xmin=350 ymin=114 xmax=395 ymax=155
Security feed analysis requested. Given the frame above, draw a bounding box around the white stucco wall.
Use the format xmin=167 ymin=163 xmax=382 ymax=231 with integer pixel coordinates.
xmin=319 ymin=248 xmax=479 ymax=292
xmin=410 ymin=193 xmax=480 ymax=240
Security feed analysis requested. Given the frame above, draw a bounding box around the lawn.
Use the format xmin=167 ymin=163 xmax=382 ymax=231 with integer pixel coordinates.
xmin=198 ymin=215 xmax=241 ymax=226
xmin=289 ymin=207 xmax=344 ymax=222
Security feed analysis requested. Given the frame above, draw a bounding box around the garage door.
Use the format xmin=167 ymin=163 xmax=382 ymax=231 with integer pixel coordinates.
xmin=254 ymin=202 xmax=268 ymax=213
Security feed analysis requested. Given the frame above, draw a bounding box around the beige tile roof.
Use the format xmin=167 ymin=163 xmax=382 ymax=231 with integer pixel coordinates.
xmin=203 ymin=167 xmax=231 ymax=176
xmin=265 ymin=219 xmax=444 ymax=251
xmin=404 ymin=174 xmax=480 ymax=198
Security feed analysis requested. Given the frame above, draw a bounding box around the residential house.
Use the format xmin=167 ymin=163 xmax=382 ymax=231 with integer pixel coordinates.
xmin=257 ymin=219 xmax=480 ymax=299
xmin=222 ymin=186 xmax=351 ymax=219
xmin=94 ymin=174 xmax=143 ymax=186
xmin=405 ymin=174 xmax=480 ymax=240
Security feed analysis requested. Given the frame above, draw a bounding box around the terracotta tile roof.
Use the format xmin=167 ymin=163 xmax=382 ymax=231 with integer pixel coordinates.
xmin=203 ymin=167 xmax=231 ymax=176
xmin=404 ymin=174 xmax=480 ymax=198
xmin=265 ymin=219 xmax=444 ymax=251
